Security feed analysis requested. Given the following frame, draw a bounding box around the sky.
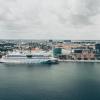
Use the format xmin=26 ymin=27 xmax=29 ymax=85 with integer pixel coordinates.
xmin=0 ymin=0 xmax=100 ymax=39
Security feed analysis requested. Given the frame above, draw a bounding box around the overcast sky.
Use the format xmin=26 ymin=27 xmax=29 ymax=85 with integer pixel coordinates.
xmin=0 ymin=0 xmax=100 ymax=39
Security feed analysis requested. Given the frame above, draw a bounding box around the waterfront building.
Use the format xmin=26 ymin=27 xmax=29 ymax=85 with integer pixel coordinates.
xmin=53 ymin=48 xmax=62 ymax=57
xmin=95 ymin=44 xmax=100 ymax=60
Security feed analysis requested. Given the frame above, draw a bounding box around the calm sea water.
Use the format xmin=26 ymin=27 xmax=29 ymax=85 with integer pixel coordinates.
xmin=0 ymin=62 xmax=100 ymax=100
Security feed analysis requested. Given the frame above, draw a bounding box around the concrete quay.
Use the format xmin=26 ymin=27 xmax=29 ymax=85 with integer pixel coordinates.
xmin=58 ymin=59 xmax=100 ymax=63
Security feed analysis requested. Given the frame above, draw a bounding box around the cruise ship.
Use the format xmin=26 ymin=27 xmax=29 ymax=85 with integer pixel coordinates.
xmin=0 ymin=51 xmax=58 ymax=64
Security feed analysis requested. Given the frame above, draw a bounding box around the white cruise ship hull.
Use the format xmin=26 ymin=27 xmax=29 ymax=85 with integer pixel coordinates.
xmin=0 ymin=58 xmax=58 ymax=64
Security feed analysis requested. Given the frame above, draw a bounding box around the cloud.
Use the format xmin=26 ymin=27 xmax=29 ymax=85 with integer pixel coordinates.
xmin=0 ymin=0 xmax=100 ymax=39
xmin=55 ymin=0 xmax=100 ymax=26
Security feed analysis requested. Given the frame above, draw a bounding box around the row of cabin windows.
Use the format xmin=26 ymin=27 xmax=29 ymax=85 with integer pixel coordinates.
xmin=7 ymin=55 xmax=50 ymax=57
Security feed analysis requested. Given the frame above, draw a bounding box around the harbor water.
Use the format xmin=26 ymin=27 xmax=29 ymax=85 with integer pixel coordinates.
xmin=0 ymin=62 xmax=100 ymax=100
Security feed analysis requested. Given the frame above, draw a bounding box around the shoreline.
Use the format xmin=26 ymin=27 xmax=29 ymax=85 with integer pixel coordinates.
xmin=58 ymin=60 xmax=100 ymax=63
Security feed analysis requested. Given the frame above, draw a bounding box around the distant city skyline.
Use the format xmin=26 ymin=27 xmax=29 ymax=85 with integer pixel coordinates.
xmin=0 ymin=0 xmax=100 ymax=39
